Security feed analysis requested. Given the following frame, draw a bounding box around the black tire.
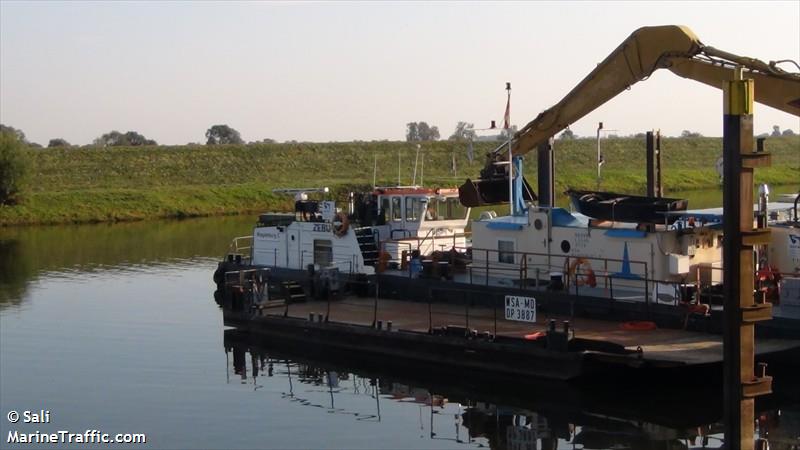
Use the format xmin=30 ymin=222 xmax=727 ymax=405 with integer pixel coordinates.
xmin=213 ymin=264 xmax=226 ymax=285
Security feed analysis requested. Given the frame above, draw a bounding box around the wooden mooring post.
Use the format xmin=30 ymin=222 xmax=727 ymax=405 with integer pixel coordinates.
xmin=722 ymin=69 xmax=773 ymax=450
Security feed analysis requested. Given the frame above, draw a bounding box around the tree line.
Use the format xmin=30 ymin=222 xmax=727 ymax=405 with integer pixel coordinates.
xmin=1 ymin=121 xmax=796 ymax=149
xmin=0 ymin=124 xmax=253 ymax=148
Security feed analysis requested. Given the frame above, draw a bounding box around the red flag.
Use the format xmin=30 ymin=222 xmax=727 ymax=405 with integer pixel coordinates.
xmin=503 ymin=91 xmax=511 ymax=129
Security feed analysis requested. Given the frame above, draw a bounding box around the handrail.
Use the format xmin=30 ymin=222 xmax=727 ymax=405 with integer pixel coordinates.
xmin=415 ymin=227 xmax=438 ymax=253
xmin=227 ymin=235 xmax=253 ymax=256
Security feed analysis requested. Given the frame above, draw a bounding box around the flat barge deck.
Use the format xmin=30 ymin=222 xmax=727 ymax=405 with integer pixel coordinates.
xmin=220 ymin=293 xmax=800 ymax=382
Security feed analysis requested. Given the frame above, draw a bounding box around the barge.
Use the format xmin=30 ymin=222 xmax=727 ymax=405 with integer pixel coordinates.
xmin=214 ymin=24 xmax=800 ymax=384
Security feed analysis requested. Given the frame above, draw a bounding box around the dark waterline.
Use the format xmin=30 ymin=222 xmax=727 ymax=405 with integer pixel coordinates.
xmin=1 ymin=211 xmax=799 ymax=449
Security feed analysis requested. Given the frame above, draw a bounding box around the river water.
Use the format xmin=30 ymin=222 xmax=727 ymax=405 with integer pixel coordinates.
xmin=1 ymin=187 xmax=799 ymax=449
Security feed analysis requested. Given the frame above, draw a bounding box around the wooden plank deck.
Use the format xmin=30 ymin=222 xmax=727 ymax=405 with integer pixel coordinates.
xmin=265 ymin=296 xmax=800 ymax=365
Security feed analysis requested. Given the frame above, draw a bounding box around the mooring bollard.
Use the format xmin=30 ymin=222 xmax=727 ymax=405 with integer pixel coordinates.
xmin=377 ymin=320 xmax=383 ymax=330
xmin=309 ymin=312 xmax=315 ymax=322
xmin=387 ymin=321 xmax=392 ymax=331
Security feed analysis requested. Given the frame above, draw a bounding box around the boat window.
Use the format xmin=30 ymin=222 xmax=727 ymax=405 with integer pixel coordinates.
xmin=426 ymin=197 xmax=468 ymax=221
xmin=498 ymin=240 xmax=515 ymax=264
xmin=379 ymin=197 xmax=390 ymax=225
xmin=447 ymin=198 xmax=467 ymax=220
xmin=313 ymin=240 xmax=332 ymax=266
xmin=428 ymin=198 xmax=447 ymax=221
xmin=391 ymin=197 xmax=402 ymax=221
xmin=405 ymin=197 xmax=421 ymax=222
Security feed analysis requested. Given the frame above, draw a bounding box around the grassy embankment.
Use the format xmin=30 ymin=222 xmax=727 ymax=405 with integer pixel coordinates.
xmin=1 ymin=136 xmax=797 ymax=226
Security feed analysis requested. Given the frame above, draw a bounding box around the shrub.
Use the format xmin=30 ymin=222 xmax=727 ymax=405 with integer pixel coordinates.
xmin=0 ymin=131 xmax=30 ymax=205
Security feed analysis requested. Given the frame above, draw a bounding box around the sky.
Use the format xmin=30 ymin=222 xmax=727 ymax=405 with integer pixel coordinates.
xmin=1 ymin=1 xmax=799 ymax=146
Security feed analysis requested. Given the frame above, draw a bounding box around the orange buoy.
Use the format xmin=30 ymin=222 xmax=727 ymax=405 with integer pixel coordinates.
xmin=620 ymin=321 xmax=657 ymax=331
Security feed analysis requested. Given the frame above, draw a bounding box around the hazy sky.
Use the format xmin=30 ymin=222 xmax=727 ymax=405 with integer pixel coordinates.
xmin=1 ymin=1 xmax=799 ymax=146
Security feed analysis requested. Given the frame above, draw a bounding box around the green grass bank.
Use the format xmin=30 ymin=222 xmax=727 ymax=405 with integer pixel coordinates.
xmin=1 ymin=136 xmax=798 ymax=226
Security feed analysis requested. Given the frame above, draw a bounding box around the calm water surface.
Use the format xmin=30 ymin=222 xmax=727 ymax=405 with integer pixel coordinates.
xmin=1 ymin=210 xmax=799 ymax=449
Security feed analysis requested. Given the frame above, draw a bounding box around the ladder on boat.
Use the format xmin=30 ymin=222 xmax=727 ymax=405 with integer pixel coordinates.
xmin=355 ymin=227 xmax=379 ymax=267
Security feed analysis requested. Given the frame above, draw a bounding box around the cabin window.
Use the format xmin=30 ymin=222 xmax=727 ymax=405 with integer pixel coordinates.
xmin=314 ymin=239 xmax=333 ymax=266
xmin=379 ymin=197 xmax=390 ymax=225
xmin=447 ymin=198 xmax=467 ymax=220
xmin=498 ymin=240 xmax=515 ymax=264
xmin=429 ymin=198 xmax=446 ymax=221
xmin=405 ymin=197 xmax=421 ymax=222
xmin=391 ymin=197 xmax=402 ymax=221
xmin=426 ymin=197 xmax=467 ymax=221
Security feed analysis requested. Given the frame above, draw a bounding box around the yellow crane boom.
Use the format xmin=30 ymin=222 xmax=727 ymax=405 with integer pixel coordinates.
xmin=512 ymin=25 xmax=800 ymax=157
xmin=461 ymin=25 xmax=800 ymax=207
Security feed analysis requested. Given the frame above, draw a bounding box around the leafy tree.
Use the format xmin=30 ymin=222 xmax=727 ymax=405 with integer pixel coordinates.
xmin=123 ymin=131 xmax=156 ymax=146
xmin=419 ymin=122 xmax=440 ymax=141
xmin=405 ymin=122 xmax=419 ymax=142
xmin=206 ymin=124 xmax=243 ymax=145
xmin=0 ymin=124 xmax=26 ymax=143
xmin=559 ymin=128 xmax=576 ymax=140
xmin=771 ymin=125 xmax=782 ymax=137
xmin=406 ymin=122 xmax=440 ymax=141
xmin=48 ymin=138 xmax=71 ymax=148
xmin=782 ymin=129 xmax=796 ymax=136
xmin=95 ymin=130 xmax=157 ymax=147
xmin=0 ymin=131 xmax=30 ymax=205
xmin=681 ymin=130 xmax=702 ymax=138
xmin=449 ymin=122 xmax=476 ymax=141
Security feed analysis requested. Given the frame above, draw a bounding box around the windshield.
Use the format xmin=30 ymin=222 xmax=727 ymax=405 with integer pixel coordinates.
xmin=425 ymin=197 xmax=467 ymax=221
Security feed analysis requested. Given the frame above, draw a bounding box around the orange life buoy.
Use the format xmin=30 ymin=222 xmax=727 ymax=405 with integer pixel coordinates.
xmin=332 ymin=212 xmax=349 ymax=238
xmin=566 ymin=258 xmax=597 ymax=288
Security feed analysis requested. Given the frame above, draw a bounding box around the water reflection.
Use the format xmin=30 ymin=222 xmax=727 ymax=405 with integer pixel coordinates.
xmin=223 ymin=330 xmax=800 ymax=449
xmin=0 ymin=215 xmax=254 ymax=306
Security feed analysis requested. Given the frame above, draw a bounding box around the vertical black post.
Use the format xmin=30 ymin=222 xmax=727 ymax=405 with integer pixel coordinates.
xmin=722 ymin=73 xmax=772 ymax=450
xmin=655 ymin=130 xmax=663 ymax=197
xmin=372 ymin=276 xmax=379 ymax=327
xmin=537 ymin=138 xmax=555 ymax=207
xmin=428 ymin=288 xmax=433 ymax=333
xmin=646 ymin=131 xmax=656 ymax=198
xmin=722 ymin=83 xmax=745 ymax=450
xmin=465 ymin=292 xmax=469 ymax=331
xmin=494 ymin=294 xmax=498 ymax=337
xmin=326 ymin=288 xmax=331 ymax=323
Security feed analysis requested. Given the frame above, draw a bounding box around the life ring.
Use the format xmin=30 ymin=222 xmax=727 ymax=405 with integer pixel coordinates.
xmin=565 ymin=258 xmax=597 ymax=288
xmin=620 ymin=321 xmax=657 ymax=331
xmin=332 ymin=212 xmax=349 ymax=238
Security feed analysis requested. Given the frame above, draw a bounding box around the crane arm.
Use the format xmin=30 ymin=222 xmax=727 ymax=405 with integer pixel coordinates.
xmin=461 ymin=25 xmax=800 ymax=207
xmin=507 ymin=25 xmax=800 ymax=159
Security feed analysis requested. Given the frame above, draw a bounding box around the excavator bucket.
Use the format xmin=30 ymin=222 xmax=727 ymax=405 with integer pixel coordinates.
xmin=458 ymin=176 xmax=538 ymax=207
